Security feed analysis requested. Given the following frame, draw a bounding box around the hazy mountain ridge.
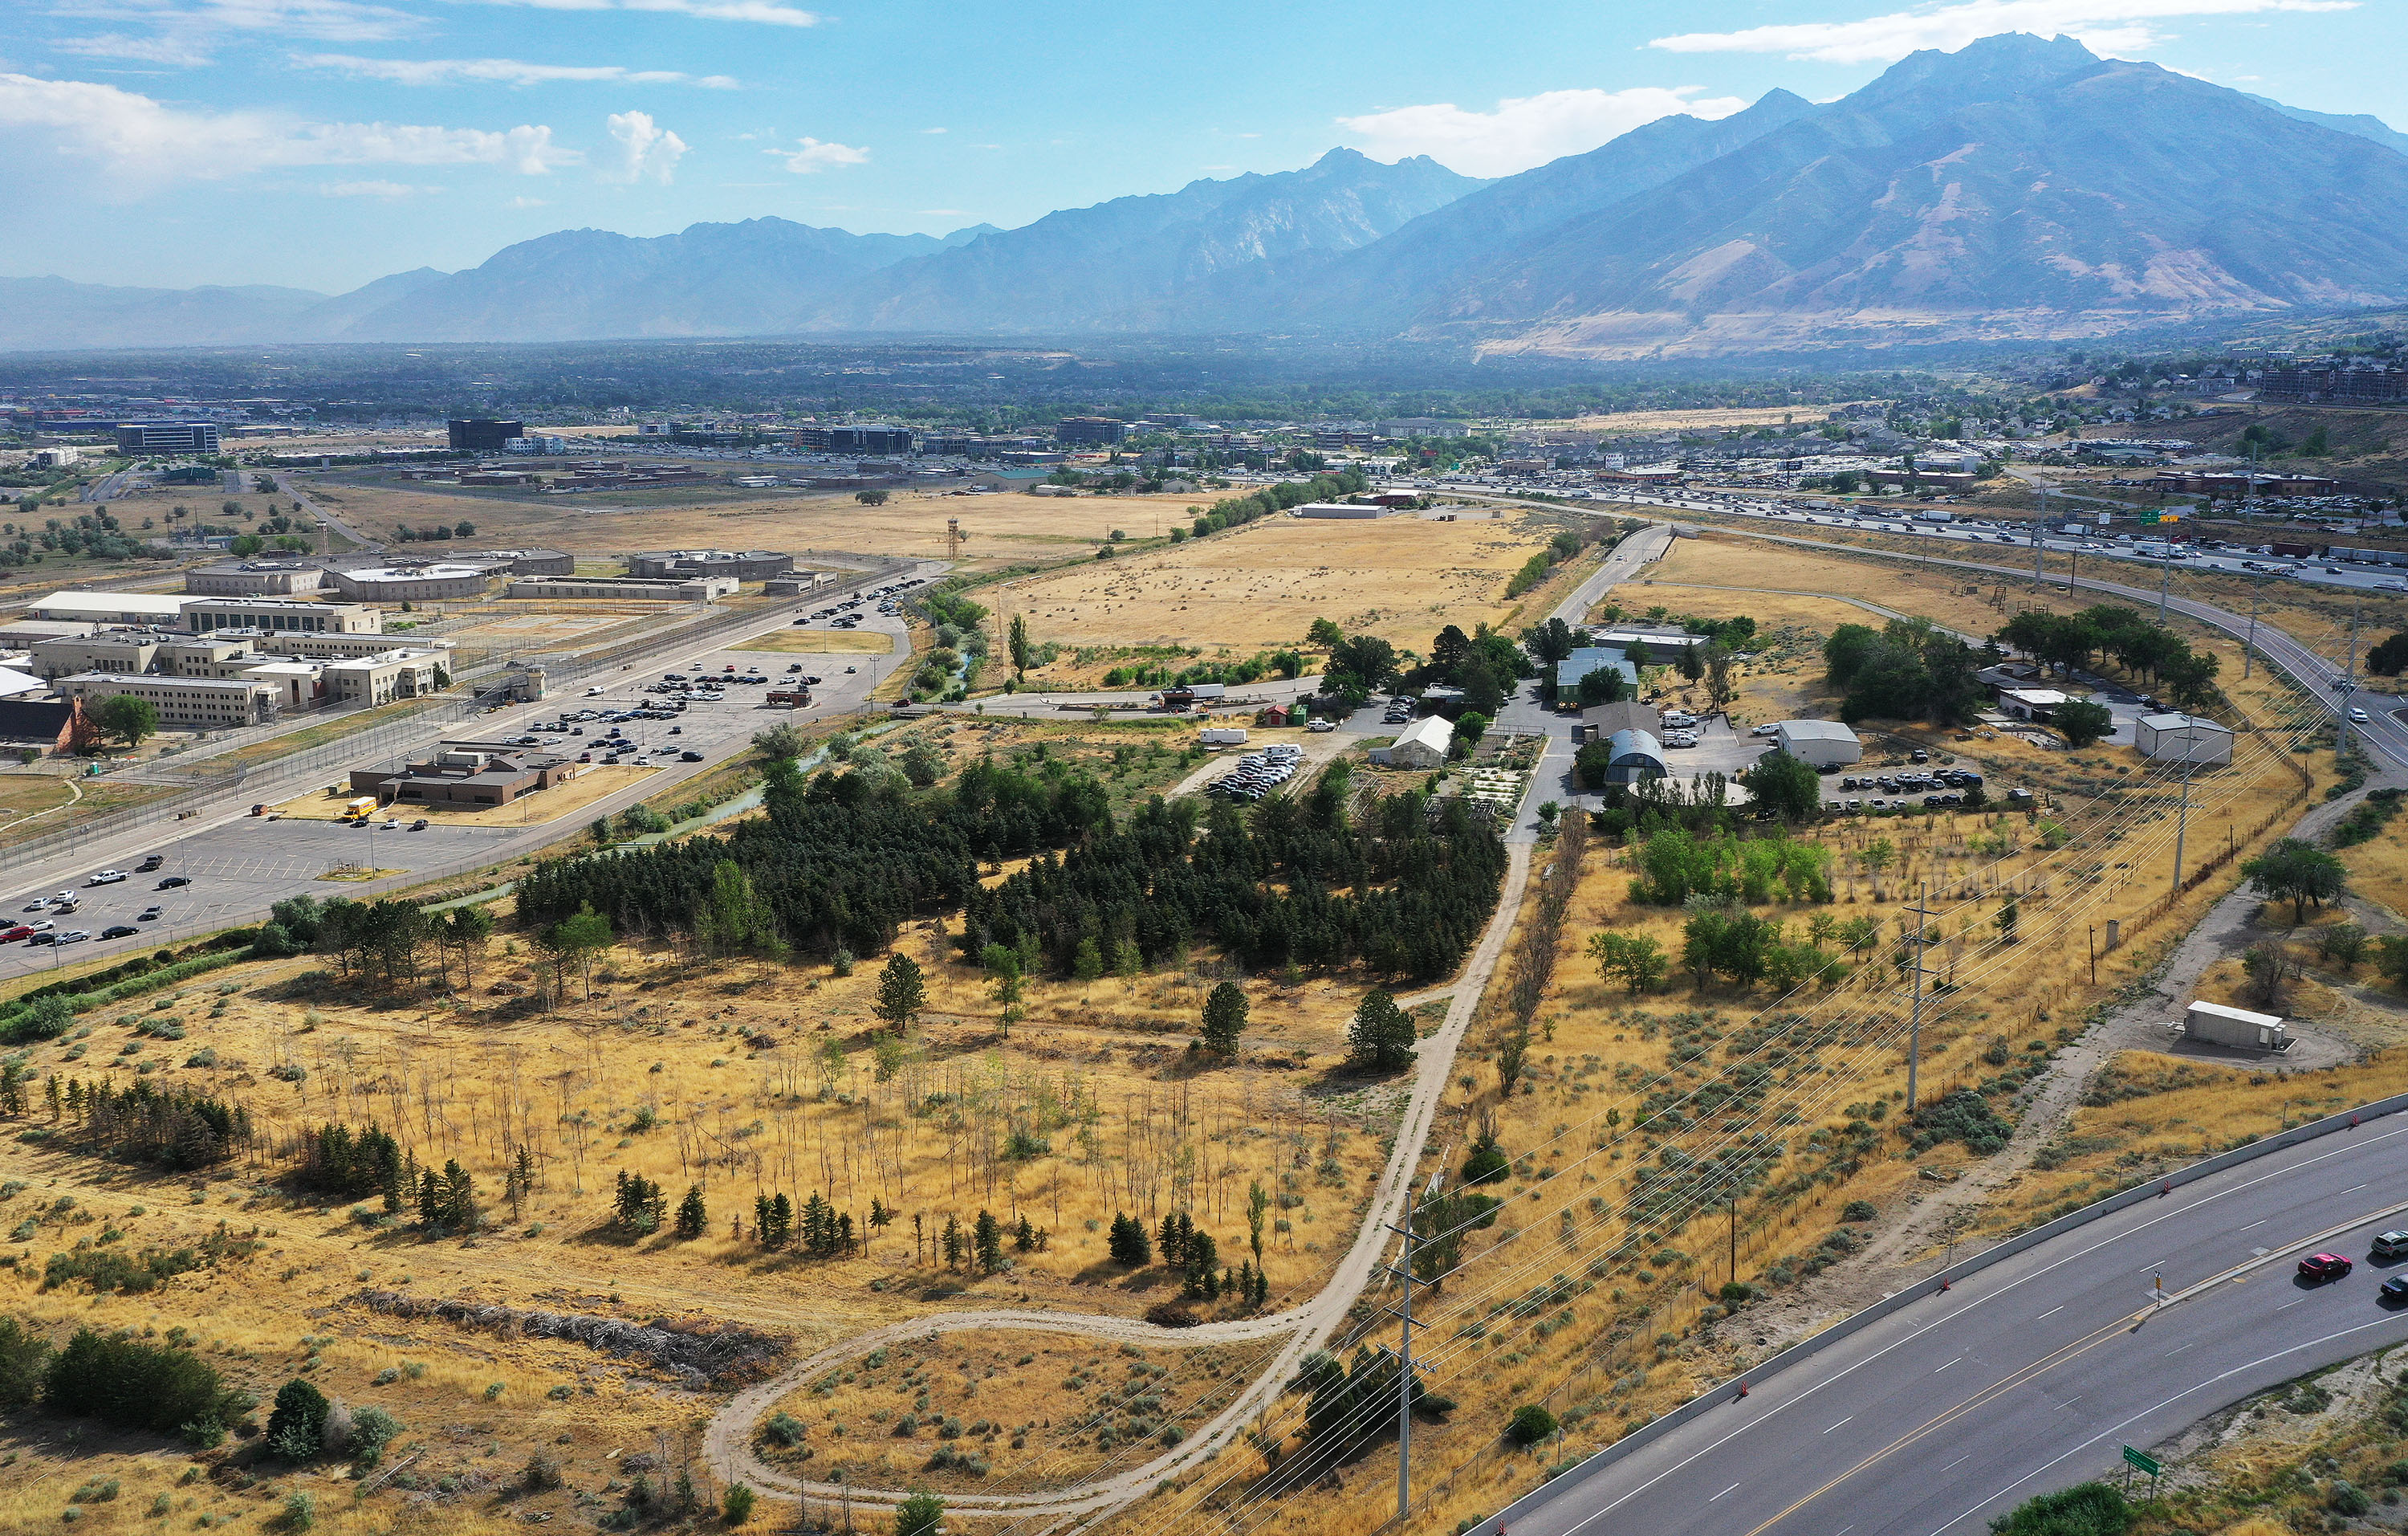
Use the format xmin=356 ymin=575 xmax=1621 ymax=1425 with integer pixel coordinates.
xmin=6 ymin=36 xmax=2408 ymax=356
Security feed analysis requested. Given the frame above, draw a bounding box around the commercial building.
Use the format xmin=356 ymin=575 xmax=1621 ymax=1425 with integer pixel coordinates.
xmin=1376 ymin=715 xmax=1455 ymax=770
xmin=1773 ymin=719 xmax=1863 ymax=769
xmin=506 ymin=574 xmax=738 ymax=603
xmin=184 ymin=598 xmax=380 ymax=635
xmin=350 ymin=741 xmax=578 ymax=809
xmin=1575 ymin=702 xmax=1662 ymax=744
xmin=1555 ymin=646 xmax=1639 ymax=705
xmin=325 ymin=650 xmax=447 ymax=707
xmin=1055 ymin=416 xmax=1129 ymax=446
xmin=1295 ymin=502 xmax=1393 ymax=519
xmin=185 ymin=560 xmax=326 ymax=597
xmin=322 ymin=563 xmax=492 ymax=603
xmin=1994 ymin=686 xmax=2071 ymax=723
xmin=115 ymin=422 xmax=222 ymax=455
xmin=447 ymin=419 xmax=525 ymax=453
xmin=628 ymin=549 xmax=795 ymax=582
xmin=823 ymin=424 xmax=915 ymax=455
xmin=2135 ymin=712 xmax=2234 ymax=766
xmin=58 ymin=673 xmax=278 ymax=730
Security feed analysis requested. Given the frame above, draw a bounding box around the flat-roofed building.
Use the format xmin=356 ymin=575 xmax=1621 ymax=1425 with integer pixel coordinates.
xmin=349 ymin=742 xmax=576 ymax=809
xmin=185 ymin=560 xmax=327 ymax=597
xmin=2136 ymin=711 xmax=2233 ymax=766
xmin=153 ymin=635 xmax=274 ymax=677
xmin=325 ymin=650 xmax=447 ymax=707
xmin=116 ymin=422 xmax=221 ymax=455
xmin=183 ymin=598 xmax=380 ymax=634
xmin=628 ymin=549 xmax=795 ymax=581
xmin=29 ymin=631 xmax=161 ymax=680
xmin=240 ymin=659 xmax=325 ymax=713
xmin=506 ymin=574 xmax=738 ymax=603
xmin=322 ymin=563 xmax=491 ymax=603
xmin=58 ymin=672 xmax=277 ymax=729
xmin=199 ymin=628 xmax=452 ymax=662
xmin=1773 ymin=719 xmax=1863 ymax=769
xmin=27 ymin=591 xmax=188 ymax=626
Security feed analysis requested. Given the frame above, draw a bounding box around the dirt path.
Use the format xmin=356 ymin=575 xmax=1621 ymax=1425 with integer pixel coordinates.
xmin=702 ymin=841 xmax=1537 ymax=1521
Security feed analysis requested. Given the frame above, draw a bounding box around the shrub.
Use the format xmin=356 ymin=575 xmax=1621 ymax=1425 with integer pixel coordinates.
xmin=1987 ymin=1481 xmax=2134 ymax=1534
xmin=523 ymin=1451 xmax=563 ymax=1492
xmin=279 ymin=1491 xmax=315 ymax=1533
xmin=346 ymin=1404 xmax=402 ymax=1469
xmin=1841 ymin=1200 xmax=1877 ymax=1222
xmin=723 ymin=1485 xmax=757 ymax=1526
xmin=1505 ymin=1403 xmax=1558 ymax=1447
xmin=0 ymin=1317 xmax=54 ymax=1406
xmin=763 ymin=1412 xmax=807 ymax=1448
xmin=266 ymin=1378 xmax=332 ymax=1461
xmin=895 ymin=1491 xmax=945 ymax=1536
xmin=2330 ymin=1478 xmax=2372 ymax=1516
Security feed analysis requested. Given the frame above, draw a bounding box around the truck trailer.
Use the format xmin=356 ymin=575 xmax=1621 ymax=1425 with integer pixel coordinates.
xmin=2180 ymin=1000 xmax=2291 ymax=1053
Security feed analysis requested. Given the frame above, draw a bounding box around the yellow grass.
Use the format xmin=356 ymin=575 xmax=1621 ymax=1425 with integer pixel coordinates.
xmin=730 ymin=630 xmax=896 ymax=655
xmin=986 ymin=511 xmax=1557 ymax=688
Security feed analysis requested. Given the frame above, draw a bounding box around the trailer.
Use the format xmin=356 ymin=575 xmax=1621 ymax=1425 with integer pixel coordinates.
xmin=1199 ymin=727 xmax=1249 ymax=748
xmin=2178 ymin=1000 xmax=2291 ymax=1053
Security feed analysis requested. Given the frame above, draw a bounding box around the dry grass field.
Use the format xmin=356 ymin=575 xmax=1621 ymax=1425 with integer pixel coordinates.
xmin=727 ymin=630 xmax=894 ymax=657
xmin=982 ymin=511 xmax=1560 ymax=689
xmin=1562 ymin=405 xmax=1869 ymax=435
xmin=307 ymin=478 xmax=1203 ymax=567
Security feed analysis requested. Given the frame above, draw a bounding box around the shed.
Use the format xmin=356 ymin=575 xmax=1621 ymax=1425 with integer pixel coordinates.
xmin=1577 ymin=701 xmax=1661 ymax=744
xmin=1600 ymin=728 xmax=1668 ymax=785
xmin=2182 ymin=1000 xmax=2289 ymax=1053
xmin=2135 ymin=711 xmax=2232 ymax=766
xmin=1774 ymin=719 xmax=1862 ymax=769
xmin=1384 ymin=715 xmax=1454 ymax=769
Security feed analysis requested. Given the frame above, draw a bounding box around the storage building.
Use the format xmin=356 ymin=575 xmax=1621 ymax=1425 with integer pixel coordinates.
xmin=2135 ymin=712 xmax=2233 ymax=767
xmin=1380 ymin=715 xmax=1454 ymax=769
xmin=1773 ymin=719 xmax=1863 ymax=769
xmin=1597 ymin=728 xmax=1668 ymax=785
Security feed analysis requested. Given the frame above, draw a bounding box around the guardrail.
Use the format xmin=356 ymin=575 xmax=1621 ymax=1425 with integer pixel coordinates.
xmin=1458 ymin=1089 xmax=2408 ymax=1536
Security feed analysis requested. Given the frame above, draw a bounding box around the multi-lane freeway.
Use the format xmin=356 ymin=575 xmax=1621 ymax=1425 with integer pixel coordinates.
xmin=1491 ymin=1116 xmax=2408 ymax=1536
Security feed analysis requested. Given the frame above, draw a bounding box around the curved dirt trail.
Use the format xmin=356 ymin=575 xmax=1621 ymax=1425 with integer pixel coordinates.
xmin=702 ymin=841 xmax=1533 ymax=1521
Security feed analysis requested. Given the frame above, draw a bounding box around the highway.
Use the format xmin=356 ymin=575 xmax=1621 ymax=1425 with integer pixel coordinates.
xmin=1491 ymin=1118 xmax=2408 ymax=1536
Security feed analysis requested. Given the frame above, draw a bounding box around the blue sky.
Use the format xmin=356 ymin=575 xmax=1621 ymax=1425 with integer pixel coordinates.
xmin=1 ymin=0 xmax=2398 ymax=295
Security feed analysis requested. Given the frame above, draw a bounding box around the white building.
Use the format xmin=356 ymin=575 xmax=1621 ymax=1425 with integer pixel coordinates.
xmin=27 ymin=591 xmax=187 ymax=626
xmin=1378 ymin=715 xmax=1455 ymax=769
xmin=1774 ymin=719 xmax=1863 ymax=769
xmin=2135 ymin=712 xmax=2233 ymax=766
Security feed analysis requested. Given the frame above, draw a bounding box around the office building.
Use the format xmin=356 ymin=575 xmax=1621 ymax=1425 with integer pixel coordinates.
xmin=447 ymin=419 xmax=525 ymax=453
xmin=1055 ymin=417 xmax=1129 ymax=446
xmin=115 ymin=422 xmax=222 ymax=456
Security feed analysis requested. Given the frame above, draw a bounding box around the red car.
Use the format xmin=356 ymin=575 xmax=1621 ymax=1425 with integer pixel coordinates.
xmin=0 ymin=925 xmax=31 ymax=943
xmin=2299 ymin=1253 xmax=2354 ymax=1282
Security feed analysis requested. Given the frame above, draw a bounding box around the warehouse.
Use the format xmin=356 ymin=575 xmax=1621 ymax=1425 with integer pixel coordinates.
xmin=1773 ymin=719 xmax=1863 ymax=769
xmin=506 ymin=575 xmax=738 ymax=603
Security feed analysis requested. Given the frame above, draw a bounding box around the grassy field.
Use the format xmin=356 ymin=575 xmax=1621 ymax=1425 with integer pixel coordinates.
xmin=308 ymin=477 xmax=1208 ymax=567
xmin=0 ymin=773 xmax=175 ymax=847
xmin=984 ymin=510 xmax=1559 ymax=690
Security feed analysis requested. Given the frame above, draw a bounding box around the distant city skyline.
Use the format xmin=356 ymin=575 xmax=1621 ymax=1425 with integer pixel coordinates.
xmin=0 ymin=0 xmax=2397 ymax=294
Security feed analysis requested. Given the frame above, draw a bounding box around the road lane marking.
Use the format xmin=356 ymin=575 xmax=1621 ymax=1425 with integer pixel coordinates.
xmin=2036 ymin=1306 xmax=2064 ymax=1319
xmin=2166 ymin=1342 xmax=2196 ymax=1355
xmin=1943 ymin=1453 xmax=1972 ymax=1470
xmin=1935 ymin=1356 xmax=1963 ymax=1372
xmin=1709 ymin=1481 xmax=1741 ymax=1502
xmin=1822 ymin=1417 xmax=1853 ymax=1434
xmin=2279 ymin=1298 xmax=2307 ymax=1310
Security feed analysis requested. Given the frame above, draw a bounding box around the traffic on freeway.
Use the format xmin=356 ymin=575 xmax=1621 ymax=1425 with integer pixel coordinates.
xmin=1491 ymin=1117 xmax=2408 ymax=1536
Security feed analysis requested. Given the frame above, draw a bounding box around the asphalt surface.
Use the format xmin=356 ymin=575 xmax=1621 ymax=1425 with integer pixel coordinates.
xmin=1499 ymin=1119 xmax=2408 ymax=1536
xmin=0 ymin=567 xmax=935 ymax=979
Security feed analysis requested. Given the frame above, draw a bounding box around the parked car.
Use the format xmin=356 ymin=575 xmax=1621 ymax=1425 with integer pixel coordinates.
xmin=55 ymin=931 xmax=88 ymax=946
xmin=1751 ymin=722 xmax=1780 ymax=736
xmin=138 ymin=907 xmax=161 ymax=922
xmin=157 ymin=876 xmax=191 ymax=890
xmin=681 ymin=750 xmax=706 ymax=762
xmin=87 ymin=870 xmax=127 ymax=886
xmin=2299 ymin=1253 xmax=2354 ymax=1282
xmin=136 ymin=855 xmax=164 ymax=872
xmin=0 ymin=926 xmax=31 ymax=942
xmin=100 ymin=925 xmax=138 ymax=940
xmin=410 ymin=819 xmax=429 ymax=830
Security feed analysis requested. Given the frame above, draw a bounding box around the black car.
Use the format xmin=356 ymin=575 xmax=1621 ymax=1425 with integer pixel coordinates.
xmin=157 ymin=876 xmax=190 ymax=889
xmin=100 ymin=925 xmax=138 ymax=939
xmin=136 ymin=855 xmax=164 ymax=872
xmin=681 ymin=750 xmax=705 ymax=762
xmin=2383 ymin=1275 xmax=2408 ymax=1306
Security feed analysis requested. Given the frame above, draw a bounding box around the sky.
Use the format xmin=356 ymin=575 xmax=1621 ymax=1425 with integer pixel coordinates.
xmin=0 ymin=0 xmax=2400 ymax=295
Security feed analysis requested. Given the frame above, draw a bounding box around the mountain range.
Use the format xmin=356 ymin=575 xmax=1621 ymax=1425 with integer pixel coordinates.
xmin=9 ymin=33 xmax=2408 ymax=358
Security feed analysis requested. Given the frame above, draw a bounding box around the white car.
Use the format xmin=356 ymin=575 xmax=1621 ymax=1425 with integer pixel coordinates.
xmin=586 ymin=686 xmax=607 ymax=696
xmin=1750 ymin=723 xmax=1780 ymax=737
xmin=86 ymin=870 xmax=127 ymax=886
xmin=1307 ymin=719 xmax=1335 ymax=733
xmin=2349 ymin=707 xmax=2369 ymax=723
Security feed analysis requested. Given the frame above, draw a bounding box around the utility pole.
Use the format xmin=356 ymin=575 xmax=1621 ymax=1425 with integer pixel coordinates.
xmin=1383 ymin=1169 xmax=1442 ymax=1522
xmin=2156 ymin=535 xmax=2173 ymax=622
xmin=2243 ymin=578 xmax=2259 ymax=679
xmin=2031 ymin=483 xmax=2047 ymax=587
xmin=1727 ymin=1191 xmax=1739 ymax=1283
xmin=2169 ymin=743 xmax=2196 ymax=893
xmin=2337 ymin=602 xmax=2361 ymax=756
xmin=1906 ymin=883 xmax=1934 ymax=1113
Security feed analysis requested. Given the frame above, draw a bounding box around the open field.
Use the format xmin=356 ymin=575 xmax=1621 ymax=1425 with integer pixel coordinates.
xmin=983 ymin=510 xmax=1560 ymax=689
xmin=307 ymin=477 xmax=1204 ymax=566
xmin=0 ymin=773 xmax=176 ymax=846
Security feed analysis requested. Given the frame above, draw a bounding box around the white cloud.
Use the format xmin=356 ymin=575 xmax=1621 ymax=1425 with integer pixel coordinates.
xmin=321 ymin=177 xmax=434 ymax=195
xmin=464 ymin=0 xmax=821 ymax=25
xmin=296 ymin=54 xmax=738 ymax=88
xmin=920 ymin=126 xmax=946 ymax=133
xmin=510 ymin=194 xmax=549 ymax=206
xmin=604 ymin=108 xmax=687 ymax=182
xmin=766 ymin=134 xmax=866 ymax=173
xmin=1649 ymin=0 xmax=2357 ymax=66
xmin=1336 ymin=87 xmax=1750 ymax=177
xmin=0 ymin=71 xmax=574 ymax=181
xmin=49 ymin=0 xmax=422 ymax=64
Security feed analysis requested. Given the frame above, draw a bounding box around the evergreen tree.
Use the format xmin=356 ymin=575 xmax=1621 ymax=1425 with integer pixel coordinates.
xmin=1199 ymin=980 xmax=1249 ymax=1054
xmin=1347 ymin=989 xmax=1416 ymax=1070
xmin=942 ymin=1214 xmax=964 ymax=1269
xmin=873 ymin=952 xmax=927 ymax=1032
xmin=674 ymin=1185 xmax=707 ymax=1240
xmin=1107 ymin=1212 xmax=1152 ymax=1266
xmin=974 ymin=1209 xmax=1004 ymax=1273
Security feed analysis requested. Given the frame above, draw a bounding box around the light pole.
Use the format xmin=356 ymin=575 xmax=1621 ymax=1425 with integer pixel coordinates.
xmin=2169 ymin=744 xmax=2196 ymax=893
xmin=1905 ymin=883 xmax=1934 ymax=1113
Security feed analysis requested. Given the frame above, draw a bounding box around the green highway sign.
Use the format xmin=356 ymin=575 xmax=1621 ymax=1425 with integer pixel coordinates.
xmin=2122 ymin=1445 xmax=2162 ymax=1477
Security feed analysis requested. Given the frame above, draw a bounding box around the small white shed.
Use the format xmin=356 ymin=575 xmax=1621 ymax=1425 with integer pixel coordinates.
xmin=1774 ymin=719 xmax=1863 ymax=769
xmin=2136 ymin=712 xmax=2232 ymax=766
xmin=1381 ymin=715 xmax=1454 ymax=769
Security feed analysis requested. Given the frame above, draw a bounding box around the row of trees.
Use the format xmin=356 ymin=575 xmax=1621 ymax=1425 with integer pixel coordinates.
xmin=1187 ymin=468 xmax=1370 ymax=540
xmin=1999 ymin=604 xmax=2223 ymax=711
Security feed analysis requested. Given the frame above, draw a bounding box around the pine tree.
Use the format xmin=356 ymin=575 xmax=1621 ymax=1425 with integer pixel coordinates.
xmin=974 ymin=1209 xmax=1003 ymax=1273
xmin=1347 ymin=989 xmax=1416 ymax=1070
xmin=1013 ymin=1215 xmax=1035 ymax=1252
xmin=755 ymin=1194 xmax=774 ymax=1248
xmin=674 ymin=1185 xmax=707 ymax=1240
xmin=769 ymin=1193 xmax=794 ymax=1249
xmin=1199 ymin=980 xmax=1249 ymax=1054
xmin=1108 ymin=1213 xmax=1151 ymax=1266
xmin=872 ymin=952 xmax=927 ymax=1033
xmin=417 ymin=1167 xmax=441 ymax=1228
xmin=942 ymin=1214 xmax=964 ymax=1270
